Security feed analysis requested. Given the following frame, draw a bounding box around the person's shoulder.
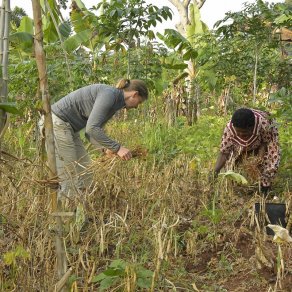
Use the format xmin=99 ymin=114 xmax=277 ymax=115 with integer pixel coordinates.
xmin=97 ymin=84 xmax=119 ymax=93
xmin=250 ymin=108 xmax=271 ymax=118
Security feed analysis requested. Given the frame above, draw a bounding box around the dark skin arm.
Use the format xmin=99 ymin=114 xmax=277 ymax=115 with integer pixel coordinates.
xmin=214 ymin=152 xmax=228 ymax=175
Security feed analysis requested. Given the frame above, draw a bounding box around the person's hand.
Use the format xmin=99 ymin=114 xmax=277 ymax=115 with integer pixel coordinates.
xmin=105 ymin=149 xmax=116 ymax=157
xmin=260 ymin=185 xmax=271 ymax=197
xmin=117 ymin=146 xmax=132 ymax=161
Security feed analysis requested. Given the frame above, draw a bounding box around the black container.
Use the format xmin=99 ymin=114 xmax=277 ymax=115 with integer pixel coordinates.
xmin=254 ymin=203 xmax=287 ymax=235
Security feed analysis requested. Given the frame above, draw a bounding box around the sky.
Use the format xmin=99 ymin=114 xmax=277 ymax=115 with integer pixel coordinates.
xmin=11 ymin=0 xmax=284 ymax=30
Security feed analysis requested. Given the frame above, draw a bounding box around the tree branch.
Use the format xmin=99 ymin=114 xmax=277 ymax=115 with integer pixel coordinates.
xmin=195 ymin=0 xmax=206 ymax=9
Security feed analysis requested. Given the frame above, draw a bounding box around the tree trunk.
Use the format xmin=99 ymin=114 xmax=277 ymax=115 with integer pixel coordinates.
xmin=168 ymin=0 xmax=206 ymax=35
xmin=0 ymin=0 xmax=9 ymax=137
xmin=253 ymin=45 xmax=258 ymax=106
xmin=187 ymin=77 xmax=197 ymax=125
xmin=31 ymin=0 xmax=67 ymax=283
xmin=167 ymin=0 xmax=206 ymax=124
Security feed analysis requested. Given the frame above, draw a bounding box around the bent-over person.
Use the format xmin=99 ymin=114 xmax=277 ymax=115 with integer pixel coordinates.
xmin=43 ymin=79 xmax=148 ymax=198
xmin=214 ymin=108 xmax=280 ymax=195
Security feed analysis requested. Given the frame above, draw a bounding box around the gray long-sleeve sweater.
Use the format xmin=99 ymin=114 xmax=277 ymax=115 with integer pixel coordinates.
xmin=52 ymin=84 xmax=125 ymax=152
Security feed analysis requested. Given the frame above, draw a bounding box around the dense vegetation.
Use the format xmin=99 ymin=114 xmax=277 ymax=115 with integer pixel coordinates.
xmin=0 ymin=0 xmax=291 ymax=291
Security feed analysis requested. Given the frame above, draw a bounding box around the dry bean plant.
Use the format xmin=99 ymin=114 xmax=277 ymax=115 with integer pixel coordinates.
xmin=0 ymin=129 xmax=291 ymax=291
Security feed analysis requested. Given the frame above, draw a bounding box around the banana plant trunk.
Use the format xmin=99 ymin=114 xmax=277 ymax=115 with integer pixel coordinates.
xmin=0 ymin=0 xmax=9 ymax=137
xmin=187 ymin=76 xmax=198 ymax=125
xmin=168 ymin=0 xmax=206 ymax=125
xmin=253 ymin=45 xmax=258 ymax=106
xmin=31 ymin=0 xmax=67 ymax=283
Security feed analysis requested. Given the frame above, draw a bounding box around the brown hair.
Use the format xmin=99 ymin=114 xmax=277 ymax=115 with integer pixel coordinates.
xmin=116 ymin=78 xmax=148 ymax=100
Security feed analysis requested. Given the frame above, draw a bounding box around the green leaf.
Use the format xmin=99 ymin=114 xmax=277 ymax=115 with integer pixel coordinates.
xmin=70 ymin=2 xmax=95 ymax=33
xmin=68 ymin=274 xmax=79 ymax=286
xmin=159 ymin=29 xmax=190 ymax=50
xmin=10 ymin=32 xmax=33 ymax=46
xmin=91 ymin=273 xmax=107 ymax=283
xmin=0 ymin=102 xmax=21 ymax=115
xmin=274 ymin=14 xmax=290 ymax=25
xmin=43 ymin=20 xmax=58 ymax=43
xmin=137 ymin=277 xmax=152 ymax=288
xmin=3 ymin=251 xmax=15 ymax=266
xmin=103 ymin=268 xmax=124 ymax=277
xmin=15 ymin=246 xmax=30 ymax=258
xmin=63 ymin=29 xmax=91 ymax=51
xmin=74 ymin=0 xmax=87 ymax=11
xmin=219 ymin=170 xmax=248 ymax=185
xmin=99 ymin=277 xmax=119 ymax=291
xmin=109 ymin=259 xmax=127 ymax=269
xmin=59 ymin=22 xmax=71 ymax=39
xmin=136 ymin=268 xmax=153 ymax=278
xmin=183 ymin=48 xmax=198 ymax=60
xmin=18 ymin=16 xmax=34 ymax=34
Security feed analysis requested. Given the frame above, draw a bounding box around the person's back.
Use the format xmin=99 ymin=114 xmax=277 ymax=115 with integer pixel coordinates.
xmin=52 ymin=84 xmax=124 ymax=132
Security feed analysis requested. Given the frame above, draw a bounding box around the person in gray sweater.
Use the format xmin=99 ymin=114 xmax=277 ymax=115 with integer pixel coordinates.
xmin=50 ymin=78 xmax=148 ymax=198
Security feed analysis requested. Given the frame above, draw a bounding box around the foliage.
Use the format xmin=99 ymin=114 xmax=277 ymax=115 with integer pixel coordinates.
xmin=212 ymin=0 xmax=288 ymax=104
xmin=3 ymin=245 xmax=30 ymax=266
xmin=0 ymin=102 xmax=21 ymax=115
xmin=219 ymin=170 xmax=248 ymax=185
xmin=65 ymin=0 xmax=172 ymax=53
xmin=10 ymin=6 xmax=27 ymax=28
xmin=268 ymin=87 xmax=292 ymax=122
xmin=91 ymin=259 xmax=153 ymax=290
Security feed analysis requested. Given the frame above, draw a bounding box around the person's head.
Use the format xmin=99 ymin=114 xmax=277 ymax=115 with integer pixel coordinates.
xmin=116 ymin=79 xmax=148 ymax=109
xmin=231 ymin=108 xmax=255 ymax=140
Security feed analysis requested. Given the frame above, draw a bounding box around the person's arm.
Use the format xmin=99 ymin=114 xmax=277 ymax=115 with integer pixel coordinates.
xmin=214 ymin=124 xmax=233 ymax=175
xmin=214 ymin=152 xmax=228 ymax=175
xmin=85 ymin=90 xmax=132 ymax=160
xmin=259 ymin=118 xmax=280 ymax=188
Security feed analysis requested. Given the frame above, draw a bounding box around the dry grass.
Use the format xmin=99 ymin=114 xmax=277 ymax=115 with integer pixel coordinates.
xmin=0 ymin=148 xmax=291 ymax=291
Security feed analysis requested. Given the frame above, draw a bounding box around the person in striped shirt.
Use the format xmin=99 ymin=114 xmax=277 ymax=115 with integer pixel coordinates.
xmin=214 ymin=108 xmax=280 ymax=195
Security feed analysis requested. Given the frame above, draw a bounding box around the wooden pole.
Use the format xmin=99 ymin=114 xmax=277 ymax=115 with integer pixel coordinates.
xmin=31 ymin=0 xmax=67 ymax=283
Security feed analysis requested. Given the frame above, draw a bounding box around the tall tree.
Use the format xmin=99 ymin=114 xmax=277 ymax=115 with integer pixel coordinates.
xmin=31 ymin=0 xmax=67 ymax=282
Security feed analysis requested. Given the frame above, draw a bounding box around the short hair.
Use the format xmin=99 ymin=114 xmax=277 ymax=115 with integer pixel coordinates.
xmin=231 ymin=108 xmax=255 ymax=129
xmin=116 ymin=78 xmax=148 ymax=101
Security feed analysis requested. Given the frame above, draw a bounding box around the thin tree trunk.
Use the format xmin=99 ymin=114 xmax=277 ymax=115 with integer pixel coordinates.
xmin=31 ymin=0 xmax=67 ymax=283
xmin=0 ymin=0 xmax=9 ymax=138
xmin=187 ymin=78 xmax=197 ymax=125
xmin=0 ymin=1 xmax=5 ymax=70
xmin=32 ymin=0 xmax=57 ymax=206
xmin=253 ymin=46 xmax=258 ymax=105
xmin=1 ymin=0 xmax=9 ymax=98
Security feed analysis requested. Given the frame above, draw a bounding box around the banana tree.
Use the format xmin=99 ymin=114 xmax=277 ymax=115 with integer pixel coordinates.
xmin=9 ymin=0 xmax=70 ymax=60
xmin=158 ymin=0 xmax=213 ymax=124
